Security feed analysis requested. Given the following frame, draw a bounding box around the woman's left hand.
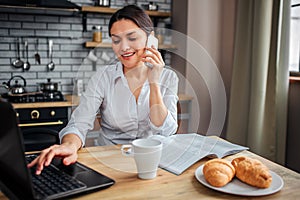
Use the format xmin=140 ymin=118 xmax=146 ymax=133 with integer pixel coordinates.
xmin=142 ymin=46 xmax=165 ymax=83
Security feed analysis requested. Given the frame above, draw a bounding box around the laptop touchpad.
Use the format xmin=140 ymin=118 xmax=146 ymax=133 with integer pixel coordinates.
xmin=52 ymin=157 xmax=90 ymax=175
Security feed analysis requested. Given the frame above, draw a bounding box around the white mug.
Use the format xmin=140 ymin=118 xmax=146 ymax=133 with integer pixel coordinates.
xmin=121 ymin=138 xmax=162 ymax=179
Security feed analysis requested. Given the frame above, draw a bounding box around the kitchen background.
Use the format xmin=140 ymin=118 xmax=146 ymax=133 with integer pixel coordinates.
xmin=0 ymin=0 xmax=172 ymax=95
xmin=1 ymin=0 xmax=300 ymax=173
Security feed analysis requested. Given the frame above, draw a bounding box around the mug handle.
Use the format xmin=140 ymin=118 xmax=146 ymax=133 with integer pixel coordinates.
xmin=121 ymin=144 xmax=133 ymax=156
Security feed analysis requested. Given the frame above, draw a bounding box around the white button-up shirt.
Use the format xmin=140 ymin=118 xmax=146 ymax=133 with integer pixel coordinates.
xmin=59 ymin=62 xmax=179 ymax=146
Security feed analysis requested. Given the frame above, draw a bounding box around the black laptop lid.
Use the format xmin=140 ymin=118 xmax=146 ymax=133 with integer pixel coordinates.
xmin=0 ymin=100 xmax=35 ymax=199
xmin=0 ymin=100 xmax=115 ymax=199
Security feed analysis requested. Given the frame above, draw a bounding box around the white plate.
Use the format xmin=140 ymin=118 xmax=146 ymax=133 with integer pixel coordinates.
xmin=195 ymin=165 xmax=284 ymax=196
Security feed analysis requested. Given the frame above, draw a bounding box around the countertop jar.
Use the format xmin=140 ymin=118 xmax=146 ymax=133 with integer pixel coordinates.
xmin=93 ymin=26 xmax=102 ymax=43
xmin=97 ymin=0 xmax=110 ymax=7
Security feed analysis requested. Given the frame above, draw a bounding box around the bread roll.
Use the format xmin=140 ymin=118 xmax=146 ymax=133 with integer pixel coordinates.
xmin=231 ymin=157 xmax=272 ymax=188
xmin=203 ymin=158 xmax=236 ymax=187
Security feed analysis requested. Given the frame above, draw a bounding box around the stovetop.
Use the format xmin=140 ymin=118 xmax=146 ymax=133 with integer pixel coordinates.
xmin=0 ymin=91 xmax=65 ymax=103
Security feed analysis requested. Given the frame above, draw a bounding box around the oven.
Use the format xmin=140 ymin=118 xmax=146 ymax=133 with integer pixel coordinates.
xmin=1 ymin=75 xmax=70 ymax=151
xmin=1 ymin=89 xmax=68 ymax=151
xmin=16 ymin=107 xmax=68 ymax=151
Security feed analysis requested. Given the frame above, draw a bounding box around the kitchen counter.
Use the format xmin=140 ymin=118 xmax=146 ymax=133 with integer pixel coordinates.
xmin=11 ymin=95 xmax=80 ymax=109
xmin=10 ymin=94 xmax=193 ymax=133
xmin=11 ymin=94 xmax=192 ymax=109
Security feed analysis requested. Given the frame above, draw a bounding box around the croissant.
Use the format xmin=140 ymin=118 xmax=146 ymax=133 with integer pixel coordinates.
xmin=203 ymin=158 xmax=236 ymax=187
xmin=231 ymin=157 xmax=272 ymax=188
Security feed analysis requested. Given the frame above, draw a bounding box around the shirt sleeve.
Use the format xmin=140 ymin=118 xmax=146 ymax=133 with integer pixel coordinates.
xmin=149 ymin=69 xmax=179 ymax=136
xmin=59 ymin=70 xmax=105 ymax=146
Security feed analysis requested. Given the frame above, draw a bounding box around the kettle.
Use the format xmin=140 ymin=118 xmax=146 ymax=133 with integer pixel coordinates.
xmin=2 ymin=75 xmax=27 ymax=95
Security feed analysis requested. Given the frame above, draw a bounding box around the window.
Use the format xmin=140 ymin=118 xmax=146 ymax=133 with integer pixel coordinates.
xmin=289 ymin=0 xmax=300 ymax=73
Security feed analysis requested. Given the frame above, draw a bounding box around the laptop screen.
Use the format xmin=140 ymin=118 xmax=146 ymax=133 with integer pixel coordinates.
xmin=0 ymin=100 xmax=35 ymax=199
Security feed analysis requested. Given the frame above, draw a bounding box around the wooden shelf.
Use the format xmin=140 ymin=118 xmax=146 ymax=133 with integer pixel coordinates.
xmin=85 ymin=42 xmax=112 ymax=48
xmin=145 ymin=10 xmax=171 ymax=18
xmin=81 ymin=6 xmax=171 ymax=32
xmin=81 ymin=6 xmax=116 ymax=14
xmin=81 ymin=6 xmax=171 ymax=18
xmin=84 ymin=41 xmax=176 ymax=50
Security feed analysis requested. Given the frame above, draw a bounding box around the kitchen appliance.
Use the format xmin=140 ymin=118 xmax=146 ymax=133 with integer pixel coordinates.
xmin=17 ymin=106 xmax=68 ymax=151
xmin=0 ymin=90 xmax=66 ymax=151
xmin=1 ymin=77 xmax=66 ymax=151
xmin=0 ymin=0 xmax=80 ymax=9
xmin=0 ymin=0 xmax=80 ymax=16
xmin=2 ymin=91 xmax=66 ymax=151
xmin=38 ymin=78 xmax=60 ymax=92
xmin=0 ymin=91 xmax=65 ymax=103
xmin=1 ymin=76 xmax=64 ymax=103
xmin=2 ymin=75 xmax=27 ymax=95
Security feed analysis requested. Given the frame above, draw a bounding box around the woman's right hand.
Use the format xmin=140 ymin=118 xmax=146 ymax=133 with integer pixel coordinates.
xmin=27 ymin=141 xmax=79 ymax=175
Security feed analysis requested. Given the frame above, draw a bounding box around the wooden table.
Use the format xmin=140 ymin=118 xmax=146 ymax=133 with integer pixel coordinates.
xmin=0 ymin=145 xmax=299 ymax=200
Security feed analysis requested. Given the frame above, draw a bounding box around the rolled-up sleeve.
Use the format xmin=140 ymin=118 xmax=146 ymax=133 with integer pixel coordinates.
xmin=59 ymin=70 xmax=105 ymax=146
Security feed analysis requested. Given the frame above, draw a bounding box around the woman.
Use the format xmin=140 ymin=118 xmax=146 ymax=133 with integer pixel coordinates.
xmin=28 ymin=5 xmax=178 ymax=175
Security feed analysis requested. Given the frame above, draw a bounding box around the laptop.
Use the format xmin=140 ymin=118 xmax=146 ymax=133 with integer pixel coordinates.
xmin=0 ymin=100 xmax=115 ymax=200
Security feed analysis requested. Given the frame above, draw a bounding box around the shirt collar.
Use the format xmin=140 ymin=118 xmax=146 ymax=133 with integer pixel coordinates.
xmin=113 ymin=61 xmax=124 ymax=81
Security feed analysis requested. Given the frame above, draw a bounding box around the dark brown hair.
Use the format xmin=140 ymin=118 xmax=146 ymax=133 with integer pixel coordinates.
xmin=108 ymin=5 xmax=153 ymax=37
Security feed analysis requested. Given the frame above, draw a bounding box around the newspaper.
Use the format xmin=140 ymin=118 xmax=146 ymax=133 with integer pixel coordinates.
xmin=150 ymin=133 xmax=248 ymax=175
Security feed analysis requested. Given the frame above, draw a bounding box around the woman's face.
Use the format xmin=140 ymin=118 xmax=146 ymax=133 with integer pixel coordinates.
xmin=110 ymin=19 xmax=147 ymax=69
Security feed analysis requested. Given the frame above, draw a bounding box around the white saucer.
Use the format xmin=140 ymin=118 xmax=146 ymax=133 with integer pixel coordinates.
xmin=195 ymin=164 xmax=284 ymax=196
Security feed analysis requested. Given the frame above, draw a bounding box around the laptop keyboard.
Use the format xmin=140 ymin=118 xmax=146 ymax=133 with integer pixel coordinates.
xmin=26 ymin=154 xmax=87 ymax=198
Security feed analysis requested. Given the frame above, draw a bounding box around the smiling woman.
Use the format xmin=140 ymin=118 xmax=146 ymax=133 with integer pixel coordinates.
xmin=27 ymin=4 xmax=179 ymax=175
xmin=110 ymin=19 xmax=148 ymax=70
